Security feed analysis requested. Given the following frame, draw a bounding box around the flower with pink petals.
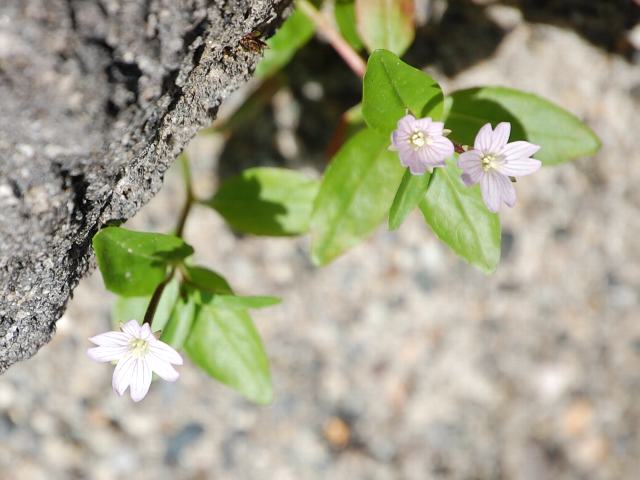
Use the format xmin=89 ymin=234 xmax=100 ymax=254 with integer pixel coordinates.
xmin=458 ymin=122 xmax=541 ymax=212
xmin=390 ymin=114 xmax=454 ymax=175
xmin=88 ymin=320 xmax=183 ymax=402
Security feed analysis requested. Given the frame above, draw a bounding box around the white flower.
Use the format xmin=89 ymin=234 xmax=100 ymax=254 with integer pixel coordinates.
xmin=458 ymin=122 xmax=541 ymax=212
xmin=88 ymin=319 xmax=183 ymax=402
xmin=390 ymin=114 xmax=454 ymax=175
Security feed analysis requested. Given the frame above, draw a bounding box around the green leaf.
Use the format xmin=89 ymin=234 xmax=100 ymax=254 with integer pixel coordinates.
xmin=355 ymin=0 xmax=414 ymax=56
xmin=207 ymin=295 xmax=281 ymax=310
xmin=160 ymin=291 xmax=197 ymax=350
xmin=184 ymin=265 xmax=233 ymax=295
xmin=111 ymin=277 xmax=180 ymax=332
xmin=255 ymin=10 xmax=315 ymax=79
xmin=388 ymin=170 xmax=431 ymax=230
xmin=93 ymin=227 xmax=193 ymax=296
xmin=185 ymin=297 xmax=272 ymax=405
xmin=183 ymin=266 xmax=279 ymax=309
xmin=419 ymin=159 xmax=501 ymax=273
xmin=335 ymin=0 xmax=364 ymax=51
xmin=363 ymin=49 xmax=444 ymax=136
xmin=445 ymin=86 xmax=601 ymax=165
xmin=208 ymin=167 xmax=320 ymax=236
xmin=311 ymin=128 xmax=405 ymax=265
xmin=112 ymin=296 xmax=148 ymax=329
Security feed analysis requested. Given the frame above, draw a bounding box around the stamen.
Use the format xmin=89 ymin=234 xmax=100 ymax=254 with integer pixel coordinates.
xmin=409 ymin=131 xmax=425 ymax=148
xmin=481 ymin=154 xmax=496 ymax=172
xmin=409 ymin=131 xmax=432 ymax=150
xmin=129 ymin=338 xmax=149 ymax=357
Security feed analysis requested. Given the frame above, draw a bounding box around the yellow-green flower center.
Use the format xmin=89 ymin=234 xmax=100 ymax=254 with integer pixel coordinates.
xmin=481 ymin=154 xmax=497 ymax=172
xmin=409 ymin=131 xmax=432 ymax=150
xmin=129 ymin=338 xmax=149 ymax=357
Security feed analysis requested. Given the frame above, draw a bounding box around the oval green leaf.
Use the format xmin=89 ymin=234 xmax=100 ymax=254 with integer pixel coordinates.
xmin=355 ymin=0 xmax=414 ymax=55
xmin=207 ymin=295 xmax=281 ymax=310
xmin=388 ymin=169 xmax=431 ymax=230
xmin=208 ymin=167 xmax=320 ymax=236
xmin=160 ymin=291 xmax=197 ymax=350
xmin=419 ymin=159 xmax=501 ymax=273
xmin=445 ymin=87 xmax=601 ymax=165
xmin=185 ymin=299 xmax=272 ymax=405
xmin=311 ymin=128 xmax=405 ymax=265
xmin=93 ymin=227 xmax=193 ymax=296
xmin=363 ymin=49 xmax=444 ymax=136
xmin=184 ymin=266 xmax=233 ymax=295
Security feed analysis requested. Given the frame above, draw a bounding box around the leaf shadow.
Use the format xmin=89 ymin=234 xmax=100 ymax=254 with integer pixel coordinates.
xmin=152 ymin=243 xmax=195 ymax=263
xmin=210 ymin=176 xmax=292 ymax=236
xmin=420 ymin=92 xmax=445 ymax=118
xmin=445 ymin=89 xmax=527 ymax=145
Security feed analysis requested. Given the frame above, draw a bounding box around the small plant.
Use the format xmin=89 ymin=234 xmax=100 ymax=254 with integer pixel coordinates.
xmin=89 ymin=1 xmax=600 ymax=403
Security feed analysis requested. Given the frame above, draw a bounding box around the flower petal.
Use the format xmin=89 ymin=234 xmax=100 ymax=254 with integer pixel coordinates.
xmin=428 ymin=136 xmax=454 ymax=160
xmin=396 ymin=114 xmax=416 ymax=135
xmin=399 ymin=147 xmax=428 ymax=175
xmin=420 ymin=147 xmax=442 ymax=167
xmin=129 ymin=358 xmax=152 ymax=402
xmin=121 ymin=319 xmax=142 ymax=337
xmin=461 ymin=173 xmax=476 ymax=187
xmin=414 ymin=117 xmax=433 ymax=133
xmin=146 ymin=352 xmax=180 ymax=382
xmin=112 ymin=353 xmax=136 ymax=396
xmin=489 ymin=122 xmax=511 ymax=153
xmin=497 ymin=142 xmax=542 ymax=177
xmin=457 ymin=150 xmax=483 ymax=185
xmin=496 ymin=172 xmax=516 ymax=207
xmin=480 ymin=171 xmax=507 ymax=213
xmin=496 ymin=156 xmax=542 ymax=177
xmin=139 ymin=323 xmax=156 ymax=341
xmin=88 ymin=331 xmax=129 ymax=347
xmin=149 ymin=341 xmax=183 ymax=365
xmin=391 ymin=129 xmax=407 ymax=150
xmin=474 ymin=123 xmax=494 ymax=152
xmin=87 ymin=345 xmax=128 ymax=363
xmin=501 ymin=140 xmax=540 ymax=161
xmin=425 ymin=121 xmax=445 ymax=137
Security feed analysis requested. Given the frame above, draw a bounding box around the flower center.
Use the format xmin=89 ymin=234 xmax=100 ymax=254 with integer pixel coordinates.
xmin=409 ymin=131 xmax=432 ymax=150
xmin=481 ymin=154 xmax=497 ymax=172
xmin=129 ymin=338 xmax=149 ymax=357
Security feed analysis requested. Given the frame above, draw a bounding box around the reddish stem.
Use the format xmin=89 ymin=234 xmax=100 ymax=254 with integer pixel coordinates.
xmin=296 ymin=0 xmax=366 ymax=77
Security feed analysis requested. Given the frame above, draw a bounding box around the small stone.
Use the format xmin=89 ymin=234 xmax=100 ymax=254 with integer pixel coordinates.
xmin=562 ymin=400 xmax=594 ymax=437
xmin=323 ymin=416 xmax=351 ymax=449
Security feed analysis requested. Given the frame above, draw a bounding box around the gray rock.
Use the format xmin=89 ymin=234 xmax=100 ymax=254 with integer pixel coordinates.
xmin=0 ymin=0 xmax=287 ymax=373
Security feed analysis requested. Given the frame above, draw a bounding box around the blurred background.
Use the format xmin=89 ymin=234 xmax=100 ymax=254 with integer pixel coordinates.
xmin=1 ymin=0 xmax=640 ymax=478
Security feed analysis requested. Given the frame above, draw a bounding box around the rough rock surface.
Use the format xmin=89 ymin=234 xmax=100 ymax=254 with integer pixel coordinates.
xmin=0 ymin=0 xmax=285 ymax=372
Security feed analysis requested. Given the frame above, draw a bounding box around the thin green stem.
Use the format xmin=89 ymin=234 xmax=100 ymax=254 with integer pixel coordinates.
xmin=296 ymin=0 xmax=366 ymax=78
xmin=143 ymin=154 xmax=195 ymax=328
xmin=175 ymin=154 xmax=195 ymax=237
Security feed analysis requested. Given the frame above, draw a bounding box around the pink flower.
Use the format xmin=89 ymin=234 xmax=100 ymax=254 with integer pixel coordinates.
xmin=88 ymin=320 xmax=183 ymax=402
xmin=458 ymin=122 xmax=541 ymax=213
xmin=390 ymin=114 xmax=454 ymax=175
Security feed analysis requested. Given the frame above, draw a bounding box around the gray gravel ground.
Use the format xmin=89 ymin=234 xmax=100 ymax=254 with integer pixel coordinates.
xmin=1 ymin=8 xmax=640 ymax=480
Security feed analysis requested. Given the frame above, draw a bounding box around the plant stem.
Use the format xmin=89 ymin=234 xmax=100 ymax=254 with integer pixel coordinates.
xmin=296 ymin=0 xmax=366 ymax=77
xmin=143 ymin=154 xmax=195 ymax=328
xmin=175 ymin=154 xmax=195 ymax=237
xmin=142 ymin=269 xmax=175 ymax=327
